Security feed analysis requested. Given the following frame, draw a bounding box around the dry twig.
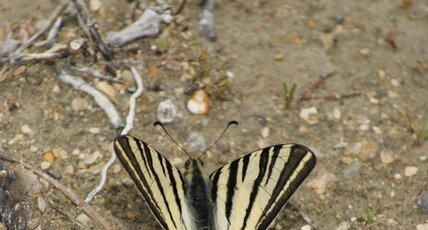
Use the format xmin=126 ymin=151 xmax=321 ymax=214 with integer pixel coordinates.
xmin=174 ymin=0 xmax=187 ymax=15
xmin=35 ymin=17 xmax=63 ymax=48
xmin=71 ymin=64 xmax=122 ymax=83
xmin=0 ymin=154 xmax=112 ymax=230
xmin=13 ymin=2 xmax=68 ymax=54
xmin=70 ymin=0 xmax=113 ymax=61
xmin=298 ymin=71 xmax=336 ymax=102
xmin=298 ymin=92 xmax=361 ymax=102
xmin=11 ymin=44 xmax=69 ymax=64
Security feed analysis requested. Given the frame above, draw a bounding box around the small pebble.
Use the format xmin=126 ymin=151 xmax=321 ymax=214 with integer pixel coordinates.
xmin=417 ymin=224 xmax=428 ymax=230
xmin=372 ymin=126 xmax=382 ymax=135
xmin=394 ymin=173 xmax=402 ymax=180
xmin=187 ymin=132 xmax=206 ymax=153
xmin=84 ymin=151 xmax=101 ymax=165
xmin=21 ymin=124 xmax=33 ymax=135
xmin=40 ymin=161 xmax=51 ymax=170
xmin=342 ymin=161 xmax=361 ymax=180
xmin=52 ymin=85 xmax=60 ymax=93
xmin=42 ymin=151 xmax=55 ymax=163
xmin=401 ymin=0 xmax=413 ymax=8
xmin=300 ymin=225 xmax=311 ymax=230
xmin=71 ymin=97 xmax=88 ymax=112
xmin=298 ymin=126 xmax=309 ymax=135
xmin=359 ymin=48 xmax=370 ymax=57
xmin=37 ymin=197 xmax=47 ymax=212
xmin=260 ymin=127 xmax=270 ymax=138
xmin=332 ymin=107 xmax=341 ymax=120
xmin=307 ymin=168 xmax=337 ymax=195
xmin=157 ymin=99 xmax=177 ymax=124
xmin=90 ymin=0 xmax=102 ymax=12
xmin=332 ymin=14 xmax=345 ymax=24
xmin=70 ymin=38 xmax=87 ymax=51
xmin=334 ymin=141 xmax=348 ymax=150
xmin=274 ymin=52 xmax=285 ymax=61
xmin=336 ymin=221 xmax=350 ymax=230
xmin=299 ymin=107 xmax=319 ymax=125
xmin=187 ymin=90 xmax=209 ymax=115
xmin=76 ymin=213 xmax=91 ymax=226
xmin=64 ymin=165 xmax=75 ymax=176
xmin=89 ymin=127 xmax=101 ymax=134
xmin=96 ymin=81 xmax=117 ymax=100
xmin=380 ymin=150 xmax=395 ymax=164
xmin=417 ymin=193 xmax=428 ymax=213
xmin=404 ymin=166 xmax=418 ymax=177
xmin=112 ymin=164 xmax=122 ymax=174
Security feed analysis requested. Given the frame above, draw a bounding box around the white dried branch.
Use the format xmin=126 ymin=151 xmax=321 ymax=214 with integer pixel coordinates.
xmin=105 ymin=8 xmax=173 ymax=48
xmin=59 ymin=70 xmax=123 ymax=128
xmin=85 ymin=66 xmax=144 ymax=203
xmin=35 ymin=17 xmax=63 ymax=48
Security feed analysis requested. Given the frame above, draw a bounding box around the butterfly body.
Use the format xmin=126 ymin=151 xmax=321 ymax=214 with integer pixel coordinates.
xmin=114 ymin=135 xmax=316 ymax=230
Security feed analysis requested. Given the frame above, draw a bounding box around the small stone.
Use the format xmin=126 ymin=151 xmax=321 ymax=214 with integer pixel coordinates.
xmin=372 ymin=126 xmax=382 ymax=135
xmin=342 ymin=161 xmax=361 ymax=180
xmin=417 ymin=224 xmax=428 ymax=230
xmin=298 ymin=126 xmax=309 ymax=135
xmin=299 ymin=107 xmax=319 ymax=125
xmin=52 ymin=85 xmax=60 ymax=93
xmin=390 ymin=78 xmax=400 ymax=87
xmin=40 ymin=161 xmax=51 ymax=170
xmin=112 ymin=164 xmax=122 ymax=174
xmin=274 ymin=52 xmax=284 ymax=61
xmin=21 ymin=124 xmax=33 ymax=135
xmin=336 ymin=221 xmax=350 ymax=230
xmin=89 ymin=127 xmax=101 ymax=134
xmin=42 ymin=151 xmax=55 ymax=163
xmin=96 ymin=81 xmax=117 ymax=100
xmin=394 ymin=173 xmax=402 ymax=180
xmin=307 ymin=168 xmax=337 ymax=195
xmin=261 ymin=127 xmax=270 ymax=138
xmin=37 ymin=197 xmax=47 ymax=212
xmin=70 ymin=38 xmax=87 ymax=51
xmin=377 ymin=70 xmax=386 ymax=79
xmin=52 ymin=148 xmax=61 ymax=158
xmin=350 ymin=217 xmax=357 ymax=222
xmin=187 ymin=90 xmax=209 ymax=115
xmin=334 ymin=141 xmax=348 ymax=150
xmin=387 ymin=90 xmax=399 ymax=99
xmin=64 ymin=165 xmax=74 ymax=176
xmin=30 ymin=145 xmax=38 ymax=152
xmin=300 ymin=225 xmax=311 ymax=230
xmin=401 ymin=0 xmax=412 ymax=8
xmin=71 ymin=97 xmax=88 ymax=112
xmin=332 ymin=107 xmax=341 ymax=120
xmin=359 ymin=48 xmax=370 ymax=57
xmin=404 ymin=166 xmax=417 ymax=177
xmin=84 ymin=151 xmax=101 ymax=165
xmin=380 ymin=150 xmax=395 ymax=164
xmin=90 ymin=0 xmax=102 ymax=12
xmin=76 ymin=213 xmax=91 ymax=226
xmin=417 ymin=193 xmax=428 ymax=213
xmin=344 ymin=139 xmax=378 ymax=161
xmin=187 ymin=132 xmax=206 ymax=153
xmin=157 ymin=99 xmax=177 ymax=124
xmin=225 ymin=71 xmax=235 ymax=78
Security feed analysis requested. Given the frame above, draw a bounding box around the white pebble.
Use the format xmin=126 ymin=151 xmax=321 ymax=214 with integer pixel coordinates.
xmin=40 ymin=161 xmax=51 ymax=170
xmin=261 ymin=127 xmax=270 ymax=138
xmin=404 ymin=166 xmax=418 ymax=177
xmin=299 ymin=107 xmax=319 ymax=124
xmin=84 ymin=151 xmax=101 ymax=165
xmin=89 ymin=127 xmax=101 ymax=134
xmin=76 ymin=213 xmax=91 ymax=226
xmin=21 ymin=124 xmax=33 ymax=135
xmin=187 ymin=90 xmax=209 ymax=115
xmin=37 ymin=197 xmax=47 ymax=212
xmin=71 ymin=97 xmax=88 ymax=112
xmin=300 ymin=225 xmax=311 ymax=230
xmin=157 ymin=99 xmax=177 ymax=124
xmin=417 ymin=223 xmax=428 ymax=230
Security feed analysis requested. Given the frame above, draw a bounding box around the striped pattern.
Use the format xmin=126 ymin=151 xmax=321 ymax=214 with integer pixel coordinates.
xmin=114 ymin=135 xmax=188 ymax=230
xmin=114 ymin=135 xmax=316 ymax=230
xmin=210 ymin=144 xmax=316 ymax=230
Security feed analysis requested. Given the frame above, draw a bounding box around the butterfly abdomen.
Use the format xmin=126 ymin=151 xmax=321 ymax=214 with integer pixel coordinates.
xmin=184 ymin=160 xmax=216 ymax=230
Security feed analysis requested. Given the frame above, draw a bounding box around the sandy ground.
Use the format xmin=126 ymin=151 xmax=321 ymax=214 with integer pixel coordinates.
xmin=1 ymin=0 xmax=428 ymax=229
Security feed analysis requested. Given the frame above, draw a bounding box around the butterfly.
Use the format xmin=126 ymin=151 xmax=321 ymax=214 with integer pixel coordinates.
xmin=113 ymin=121 xmax=316 ymax=230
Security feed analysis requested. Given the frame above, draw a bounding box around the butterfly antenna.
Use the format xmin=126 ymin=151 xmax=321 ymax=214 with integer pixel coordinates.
xmin=198 ymin=120 xmax=239 ymax=160
xmin=154 ymin=121 xmax=192 ymax=159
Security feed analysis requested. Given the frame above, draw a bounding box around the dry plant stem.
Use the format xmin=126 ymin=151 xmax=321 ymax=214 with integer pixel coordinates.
xmin=85 ymin=66 xmax=144 ymax=203
xmin=299 ymin=92 xmax=361 ymax=102
xmin=14 ymin=2 xmax=68 ymax=54
xmin=70 ymin=0 xmax=113 ymax=61
xmin=0 ymin=154 xmax=112 ymax=230
xmin=35 ymin=17 xmax=63 ymax=48
xmin=298 ymin=71 xmax=336 ymax=102
xmin=59 ymin=70 xmax=123 ymax=128
xmin=72 ymin=64 xmax=122 ymax=83
xmin=12 ymin=44 xmax=69 ymax=64
xmin=285 ymin=202 xmax=318 ymax=230
xmin=173 ymin=0 xmax=187 ymax=15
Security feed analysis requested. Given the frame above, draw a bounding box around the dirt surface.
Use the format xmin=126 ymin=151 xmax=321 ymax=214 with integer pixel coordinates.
xmin=1 ymin=0 xmax=428 ymax=229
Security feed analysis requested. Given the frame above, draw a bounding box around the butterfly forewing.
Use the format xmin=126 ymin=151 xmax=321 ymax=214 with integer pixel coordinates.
xmin=114 ymin=135 xmax=187 ymax=230
xmin=210 ymin=144 xmax=316 ymax=230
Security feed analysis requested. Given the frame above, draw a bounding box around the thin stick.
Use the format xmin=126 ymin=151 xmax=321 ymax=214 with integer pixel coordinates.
xmin=11 ymin=44 xmax=69 ymax=64
xmin=59 ymin=70 xmax=123 ymax=128
xmin=85 ymin=65 xmax=144 ymax=203
xmin=71 ymin=64 xmax=122 ymax=83
xmin=0 ymin=154 xmax=112 ymax=230
xmin=70 ymin=0 xmax=113 ymax=61
xmin=14 ymin=2 xmax=68 ymax=54
xmin=298 ymin=71 xmax=336 ymax=102
xmin=35 ymin=17 xmax=63 ymax=48
xmin=298 ymin=92 xmax=361 ymax=102
xmin=173 ymin=0 xmax=187 ymax=15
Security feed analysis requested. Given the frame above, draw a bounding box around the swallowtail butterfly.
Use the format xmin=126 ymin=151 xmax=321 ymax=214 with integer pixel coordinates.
xmin=113 ymin=121 xmax=316 ymax=229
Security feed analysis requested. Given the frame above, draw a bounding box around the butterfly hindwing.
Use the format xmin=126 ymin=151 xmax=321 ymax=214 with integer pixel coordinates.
xmin=114 ymin=135 xmax=187 ymax=230
xmin=210 ymin=144 xmax=316 ymax=230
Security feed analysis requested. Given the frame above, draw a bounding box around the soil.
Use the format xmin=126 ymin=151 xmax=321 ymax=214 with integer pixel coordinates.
xmin=1 ymin=0 xmax=428 ymax=229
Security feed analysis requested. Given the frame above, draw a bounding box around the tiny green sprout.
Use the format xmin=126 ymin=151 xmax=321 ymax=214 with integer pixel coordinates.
xmin=366 ymin=204 xmax=379 ymax=223
xmin=419 ymin=117 xmax=428 ymax=141
xmin=282 ymin=82 xmax=297 ymax=109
